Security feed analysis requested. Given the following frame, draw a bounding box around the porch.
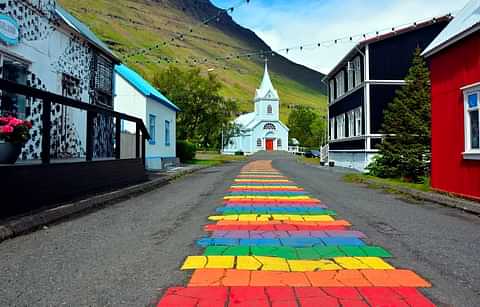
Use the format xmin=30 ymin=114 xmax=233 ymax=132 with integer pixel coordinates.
xmin=0 ymin=79 xmax=150 ymax=220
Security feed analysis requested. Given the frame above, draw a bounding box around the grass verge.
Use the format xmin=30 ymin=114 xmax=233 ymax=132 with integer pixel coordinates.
xmin=298 ymin=156 xmax=321 ymax=166
xmin=343 ymin=173 xmax=431 ymax=192
xmin=186 ymin=151 xmax=248 ymax=166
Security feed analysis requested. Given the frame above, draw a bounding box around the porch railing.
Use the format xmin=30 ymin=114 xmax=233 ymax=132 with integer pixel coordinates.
xmin=0 ymin=78 xmax=150 ymax=166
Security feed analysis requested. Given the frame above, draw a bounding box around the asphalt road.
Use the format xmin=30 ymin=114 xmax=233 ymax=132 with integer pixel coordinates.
xmin=1 ymin=152 xmax=479 ymax=306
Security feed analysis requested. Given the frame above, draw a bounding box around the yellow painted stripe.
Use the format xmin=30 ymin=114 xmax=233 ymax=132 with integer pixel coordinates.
xmin=208 ymin=214 xmax=335 ymax=222
xmin=234 ymin=179 xmax=291 ymax=182
xmin=181 ymin=256 xmax=394 ymax=271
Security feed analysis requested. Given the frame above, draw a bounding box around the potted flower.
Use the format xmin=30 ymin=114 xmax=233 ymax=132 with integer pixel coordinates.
xmin=0 ymin=116 xmax=32 ymax=164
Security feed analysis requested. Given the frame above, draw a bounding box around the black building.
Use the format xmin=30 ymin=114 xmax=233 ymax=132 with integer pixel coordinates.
xmin=326 ymin=15 xmax=451 ymax=171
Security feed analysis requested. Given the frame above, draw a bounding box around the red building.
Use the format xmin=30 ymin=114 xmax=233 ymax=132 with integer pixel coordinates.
xmin=423 ymin=0 xmax=480 ymax=200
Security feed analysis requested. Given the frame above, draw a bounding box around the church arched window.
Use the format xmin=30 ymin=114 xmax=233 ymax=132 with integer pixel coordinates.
xmin=267 ymin=105 xmax=273 ymax=114
xmin=263 ymin=123 xmax=276 ymax=130
xmin=256 ymin=138 xmax=262 ymax=147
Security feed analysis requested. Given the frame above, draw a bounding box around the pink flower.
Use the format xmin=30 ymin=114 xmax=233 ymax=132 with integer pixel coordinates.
xmin=0 ymin=125 xmax=14 ymax=134
xmin=0 ymin=117 xmax=8 ymax=125
xmin=8 ymin=118 xmax=24 ymax=127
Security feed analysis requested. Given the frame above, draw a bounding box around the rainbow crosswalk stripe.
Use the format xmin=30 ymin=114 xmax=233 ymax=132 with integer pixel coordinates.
xmin=157 ymin=160 xmax=435 ymax=306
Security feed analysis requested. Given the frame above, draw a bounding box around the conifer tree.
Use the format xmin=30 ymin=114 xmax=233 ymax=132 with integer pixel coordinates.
xmin=367 ymin=48 xmax=431 ymax=182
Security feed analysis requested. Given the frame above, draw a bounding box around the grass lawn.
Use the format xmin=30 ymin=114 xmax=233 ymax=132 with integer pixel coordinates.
xmin=299 ymin=156 xmax=320 ymax=166
xmin=185 ymin=151 xmax=248 ymax=166
xmin=344 ymin=173 xmax=431 ymax=192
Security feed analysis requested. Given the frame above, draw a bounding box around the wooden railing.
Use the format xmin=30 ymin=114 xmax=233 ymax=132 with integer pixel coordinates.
xmin=0 ymin=79 xmax=150 ymax=166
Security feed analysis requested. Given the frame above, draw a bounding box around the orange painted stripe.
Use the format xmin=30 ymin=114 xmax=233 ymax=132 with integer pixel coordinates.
xmin=188 ymin=269 xmax=432 ymax=288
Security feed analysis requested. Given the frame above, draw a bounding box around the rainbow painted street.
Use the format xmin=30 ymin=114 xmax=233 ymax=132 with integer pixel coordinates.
xmin=157 ymin=160 xmax=435 ymax=306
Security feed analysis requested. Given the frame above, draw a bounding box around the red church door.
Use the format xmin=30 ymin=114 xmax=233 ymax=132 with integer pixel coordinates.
xmin=266 ymin=139 xmax=274 ymax=151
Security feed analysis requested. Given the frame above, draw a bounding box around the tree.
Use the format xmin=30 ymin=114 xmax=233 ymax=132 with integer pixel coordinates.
xmin=367 ymin=48 xmax=431 ymax=182
xmin=288 ymin=106 xmax=325 ymax=148
xmin=153 ymin=66 xmax=238 ymax=149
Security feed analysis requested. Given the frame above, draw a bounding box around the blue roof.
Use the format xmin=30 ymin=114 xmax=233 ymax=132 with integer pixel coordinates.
xmin=55 ymin=5 xmax=118 ymax=61
xmin=115 ymin=65 xmax=181 ymax=112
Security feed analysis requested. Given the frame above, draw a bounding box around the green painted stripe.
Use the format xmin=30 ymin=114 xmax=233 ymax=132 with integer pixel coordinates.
xmin=203 ymin=245 xmax=392 ymax=259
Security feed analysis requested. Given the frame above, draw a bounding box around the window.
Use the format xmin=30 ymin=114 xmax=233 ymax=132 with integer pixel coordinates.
xmin=329 ymin=79 xmax=335 ymax=103
xmin=149 ymin=114 xmax=156 ymax=145
xmin=354 ymin=56 xmax=362 ymax=87
xmin=267 ymin=105 xmax=273 ymax=114
xmin=257 ymin=138 xmax=262 ymax=147
xmin=347 ymin=63 xmax=354 ymax=91
xmin=348 ymin=110 xmax=355 ymax=137
xmin=165 ymin=120 xmax=171 ymax=146
xmin=263 ymin=123 xmax=276 ymax=130
xmin=354 ymin=107 xmax=363 ymax=136
xmin=336 ymin=114 xmax=345 ymax=139
xmin=335 ymin=71 xmax=345 ymax=97
xmin=0 ymin=54 xmax=28 ymax=119
xmin=277 ymin=139 xmax=282 ymax=147
xmin=330 ymin=118 xmax=335 ymax=140
xmin=62 ymin=73 xmax=80 ymax=98
xmin=464 ymin=88 xmax=480 ymax=155
xmin=92 ymin=54 xmax=113 ymax=108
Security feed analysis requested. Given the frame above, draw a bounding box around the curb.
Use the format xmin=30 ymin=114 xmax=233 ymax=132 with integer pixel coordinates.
xmin=354 ymin=178 xmax=480 ymax=215
xmin=0 ymin=165 xmax=210 ymax=243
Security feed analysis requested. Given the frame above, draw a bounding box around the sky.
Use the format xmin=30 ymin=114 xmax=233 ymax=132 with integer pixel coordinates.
xmin=210 ymin=0 xmax=470 ymax=74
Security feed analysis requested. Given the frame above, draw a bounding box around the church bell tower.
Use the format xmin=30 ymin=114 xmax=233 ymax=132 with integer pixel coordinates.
xmin=254 ymin=61 xmax=280 ymax=121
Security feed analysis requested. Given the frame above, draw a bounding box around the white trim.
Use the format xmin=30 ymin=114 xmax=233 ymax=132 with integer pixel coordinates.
xmin=463 ymin=87 xmax=480 ymax=156
xmin=329 ymin=135 xmax=366 ymax=143
xmin=463 ymin=152 xmax=480 ymax=160
xmin=461 ymin=82 xmax=480 ymax=91
xmin=364 ymin=45 xmax=371 ymax=151
xmin=329 ymin=84 xmax=364 ymax=105
xmin=365 ymin=80 xmax=407 ymax=85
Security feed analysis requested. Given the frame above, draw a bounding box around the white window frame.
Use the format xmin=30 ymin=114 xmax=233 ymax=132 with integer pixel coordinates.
xmin=354 ymin=106 xmax=363 ymax=136
xmin=329 ymin=79 xmax=335 ymax=103
xmin=463 ymin=85 xmax=480 ymax=160
xmin=353 ymin=56 xmax=362 ymax=87
xmin=330 ymin=118 xmax=335 ymax=140
xmin=336 ymin=114 xmax=345 ymax=139
xmin=348 ymin=110 xmax=355 ymax=137
xmin=347 ymin=64 xmax=354 ymax=92
xmin=335 ymin=71 xmax=345 ymax=98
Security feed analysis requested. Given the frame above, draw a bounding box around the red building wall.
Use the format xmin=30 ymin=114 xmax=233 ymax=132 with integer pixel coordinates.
xmin=430 ymin=31 xmax=480 ymax=200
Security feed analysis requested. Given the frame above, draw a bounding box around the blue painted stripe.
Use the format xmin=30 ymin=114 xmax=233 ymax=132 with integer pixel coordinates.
xmin=196 ymin=237 xmax=365 ymax=248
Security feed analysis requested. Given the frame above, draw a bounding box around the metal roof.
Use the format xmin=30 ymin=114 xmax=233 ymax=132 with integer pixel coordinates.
xmin=115 ymin=64 xmax=181 ymax=112
xmin=55 ymin=5 xmax=119 ymax=62
xmin=423 ymin=0 xmax=480 ymax=57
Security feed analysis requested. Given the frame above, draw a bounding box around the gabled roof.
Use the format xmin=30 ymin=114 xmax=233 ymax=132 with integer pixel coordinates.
xmin=423 ymin=0 xmax=480 ymax=57
xmin=327 ymin=14 xmax=452 ymax=78
xmin=115 ymin=65 xmax=181 ymax=112
xmin=55 ymin=5 xmax=119 ymax=62
xmin=234 ymin=112 xmax=256 ymax=128
xmin=255 ymin=63 xmax=279 ymax=101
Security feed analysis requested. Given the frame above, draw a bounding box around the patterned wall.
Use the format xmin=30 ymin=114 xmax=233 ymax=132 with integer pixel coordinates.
xmin=0 ymin=0 xmax=114 ymax=160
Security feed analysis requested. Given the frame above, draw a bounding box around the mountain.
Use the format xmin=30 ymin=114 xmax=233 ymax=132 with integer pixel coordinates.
xmin=57 ymin=0 xmax=327 ymax=122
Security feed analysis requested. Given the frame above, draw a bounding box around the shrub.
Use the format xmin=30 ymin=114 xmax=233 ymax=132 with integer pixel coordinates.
xmin=176 ymin=140 xmax=196 ymax=162
xmin=235 ymin=151 xmax=244 ymax=156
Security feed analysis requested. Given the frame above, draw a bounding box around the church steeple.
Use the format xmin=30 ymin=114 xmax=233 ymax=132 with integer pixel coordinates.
xmin=255 ymin=61 xmax=279 ymax=101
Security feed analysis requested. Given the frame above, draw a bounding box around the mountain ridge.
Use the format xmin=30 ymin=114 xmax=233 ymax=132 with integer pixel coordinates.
xmin=58 ymin=0 xmax=327 ymax=121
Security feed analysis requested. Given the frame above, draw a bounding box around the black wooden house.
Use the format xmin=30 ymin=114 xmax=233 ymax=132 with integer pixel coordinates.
xmin=326 ymin=15 xmax=451 ymax=171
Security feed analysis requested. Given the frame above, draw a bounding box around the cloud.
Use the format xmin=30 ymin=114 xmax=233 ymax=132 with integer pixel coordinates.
xmin=212 ymin=0 xmax=470 ymax=73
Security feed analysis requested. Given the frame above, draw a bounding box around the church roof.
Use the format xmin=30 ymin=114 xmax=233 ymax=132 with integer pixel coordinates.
xmin=234 ymin=112 xmax=256 ymax=128
xmin=255 ymin=63 xmax=279 ymax=101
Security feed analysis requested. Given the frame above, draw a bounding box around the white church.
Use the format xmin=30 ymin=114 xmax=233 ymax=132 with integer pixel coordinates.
xmin=223 ymin=63 xmax=289 ymax=155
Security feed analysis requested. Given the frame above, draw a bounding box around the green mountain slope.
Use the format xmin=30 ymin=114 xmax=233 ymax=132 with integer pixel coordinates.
xmin=58 ymin=0 xmax=327 ymax=122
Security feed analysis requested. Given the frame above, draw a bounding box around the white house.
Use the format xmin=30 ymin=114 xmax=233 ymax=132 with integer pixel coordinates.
xmin=114 ymin=64 xmax=180 ymax=170
xmin=223 ymin=63 xmax=289 ymax=155
xmin=0 ymin=0 xmax=119 ymax=160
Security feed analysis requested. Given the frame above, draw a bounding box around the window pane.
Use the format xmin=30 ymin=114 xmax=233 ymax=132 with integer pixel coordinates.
xmin=468 ymin=93 xmax=478 ymax=109
xmin=1 ymin=58 xmax=28 ymax=118
xmin=470 ymin=110 xmax=479 ymax=149
xmin=149 ymin=115 xmax=156 ymax=145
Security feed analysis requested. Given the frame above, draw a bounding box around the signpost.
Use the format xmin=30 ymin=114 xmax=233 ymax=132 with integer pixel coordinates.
xmin=0 ymin=14 xmax=19 ymax=46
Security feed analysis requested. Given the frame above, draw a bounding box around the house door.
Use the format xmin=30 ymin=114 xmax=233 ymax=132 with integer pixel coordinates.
xmin=266 ymin=139 xmax=274 ymax=151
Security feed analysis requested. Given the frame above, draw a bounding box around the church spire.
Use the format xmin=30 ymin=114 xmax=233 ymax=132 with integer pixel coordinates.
xmin=255 ymin=60 xmax=279 ymax=101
